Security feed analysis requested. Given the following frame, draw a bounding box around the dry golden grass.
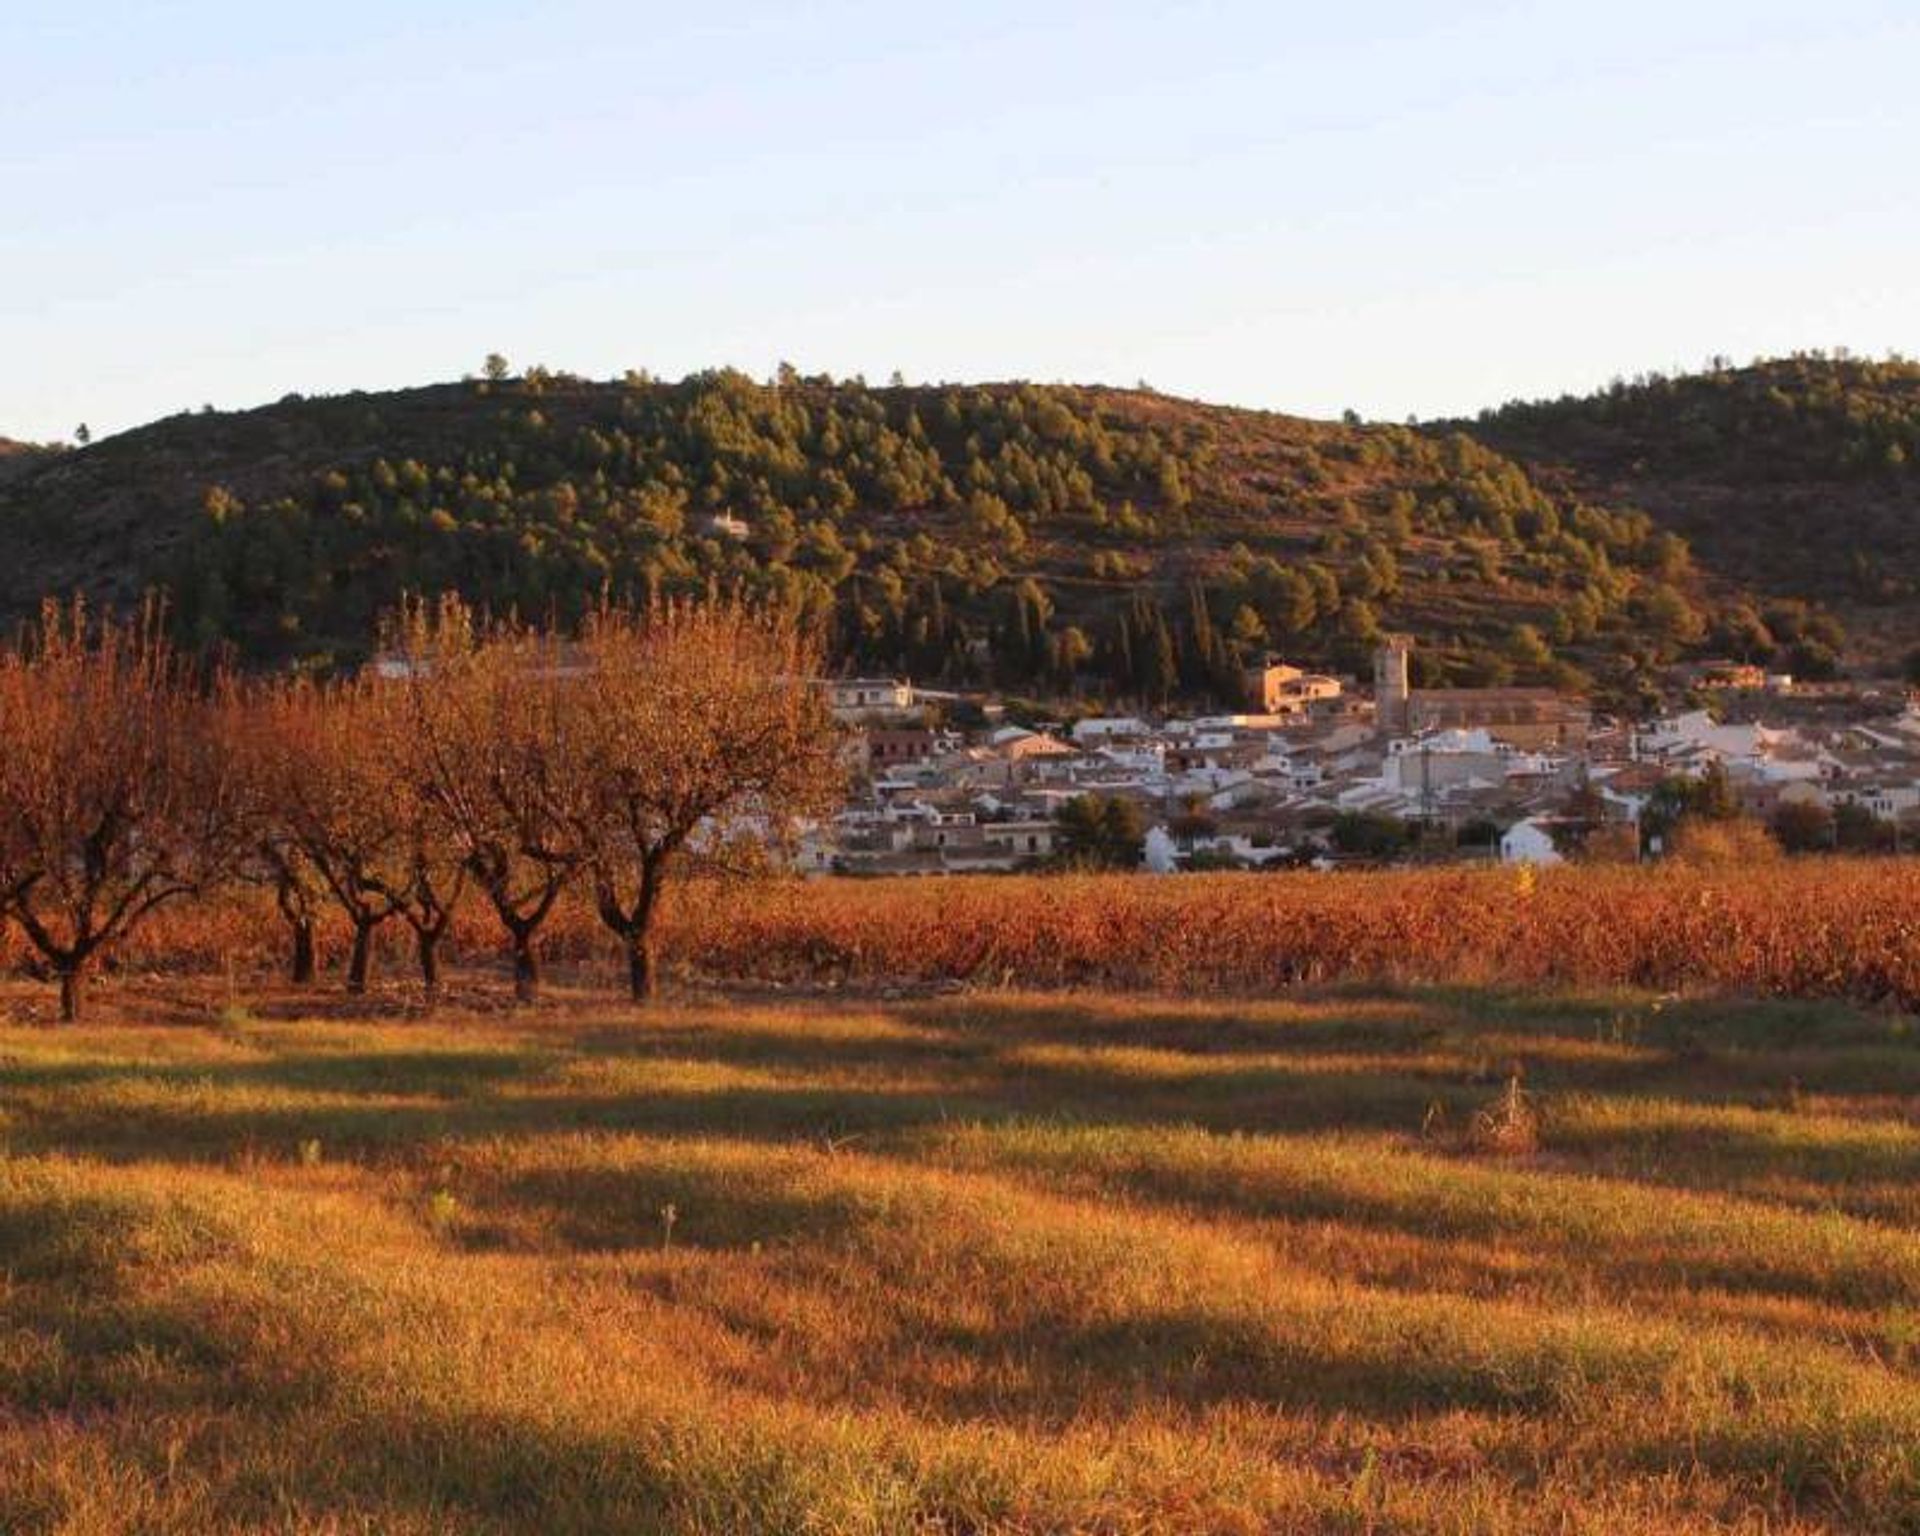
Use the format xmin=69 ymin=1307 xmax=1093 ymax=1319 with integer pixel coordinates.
xmin=4 ymin=976 xmax=1920 ymax=1532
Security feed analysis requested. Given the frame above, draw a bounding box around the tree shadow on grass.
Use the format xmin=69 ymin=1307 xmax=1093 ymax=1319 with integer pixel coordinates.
xmin=1546 ymin=1115 xmax=1920 ymax=1221
xmin=11 ymin=987 xmax=1920 ymax=1223
xmin=907 ymin=990 xmax=1920 ymax=1106
xmin=0 ymin=1048 xmax=562 ymax=1097
xmin=902 ymin=1305 xmax=1601 ymax=1426
xmin=0 ymin=1081 xmax=976 ymax=1164
xmin=900 ymin=1129 xmax=1920 ymax=1312
xmin=467 ymin=1160 xmax=875 ymax=1255
xmin=0 ymin=1038 xmax=1824 ymax=1187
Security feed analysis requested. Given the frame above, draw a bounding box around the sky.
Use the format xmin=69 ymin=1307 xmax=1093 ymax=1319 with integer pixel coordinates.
xmin=6 ymin=0 xmax=1918 ymax=443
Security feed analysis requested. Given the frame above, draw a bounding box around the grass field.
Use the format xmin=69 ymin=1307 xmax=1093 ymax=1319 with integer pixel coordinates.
xmin=5 ymin=978 xmax=1920 ymax=1532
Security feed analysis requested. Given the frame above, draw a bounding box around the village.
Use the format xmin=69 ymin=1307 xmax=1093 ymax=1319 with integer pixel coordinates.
xmin=806 ymin=637 xmax=1920 ymax=874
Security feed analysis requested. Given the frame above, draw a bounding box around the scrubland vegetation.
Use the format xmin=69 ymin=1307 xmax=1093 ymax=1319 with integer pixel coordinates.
xmin=5 ymin=982 xmax=1920 ymax=1532
xmin=10 ymin=360 xmax=1894 ymax=703
xmin=1477 ymin=353 xmax=1920 ymax=619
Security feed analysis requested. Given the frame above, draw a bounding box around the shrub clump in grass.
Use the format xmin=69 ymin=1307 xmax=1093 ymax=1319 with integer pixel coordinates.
xmin=1467 ymin=1071 xmax=1539 ymax=1157
xmin=425 ymin=1187 xmax=460 ymax=1232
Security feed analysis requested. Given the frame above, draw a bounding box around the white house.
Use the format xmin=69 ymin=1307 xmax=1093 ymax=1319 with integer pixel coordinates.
xmin=1071 ymin=716 xmax=1152 ymax=744
xmin=1635 ymin=711 xmax=1785 ymax=767
xmin=1499 ymin=818 xmax=1564 ymax=866
xmin=826 ymin=677 xmax=915 ymax=720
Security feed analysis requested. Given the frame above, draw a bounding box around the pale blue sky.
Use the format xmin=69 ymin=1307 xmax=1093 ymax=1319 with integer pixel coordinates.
xmin=6 ymin=1 xmax=1917 ymax=443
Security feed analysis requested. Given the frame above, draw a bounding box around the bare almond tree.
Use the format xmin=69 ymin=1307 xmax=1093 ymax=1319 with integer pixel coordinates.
xmin=245 ymin=671 xmax=468 ymax=1006
xmin=571 ymin=602 xmax=844 ymax=1001
xmin=221 ymin=678 xmax=326 ymax=984
xmin=360 ymin=671 xmax=468 ymax=1007
xmin=248 ymin=676 xmax=408 ymax=995
xmin=0 ymin=601 xmax=245 ymax=1021
xmin=391 ymin=597 xmax=587 ymax=1003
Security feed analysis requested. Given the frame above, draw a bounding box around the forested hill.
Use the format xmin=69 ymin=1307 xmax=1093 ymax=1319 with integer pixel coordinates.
xmin=1471 ymin=356 xmax=1920 ymax=641
xmin=0 ymin=361 xmax=1889 ymax=706
xmin=0 ymin=438 xmax=56 ymax=487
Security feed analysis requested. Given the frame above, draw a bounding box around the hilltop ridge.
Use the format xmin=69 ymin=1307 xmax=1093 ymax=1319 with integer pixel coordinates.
xmin=1471 ymin=355 xmax=1920 ymax=644
xmin=1 ymin=357 xmax=1912 ymax=703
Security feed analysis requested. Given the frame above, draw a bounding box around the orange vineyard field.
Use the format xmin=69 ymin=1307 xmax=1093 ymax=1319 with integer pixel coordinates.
xmin=40 ymin=861 xmax=1920 ymax=1012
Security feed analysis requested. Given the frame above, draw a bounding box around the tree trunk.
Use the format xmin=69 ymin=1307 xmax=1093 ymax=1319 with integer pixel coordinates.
xmin=511 ymin=934 xmax=539 ymax=1003
xmin=57 ymin=962 xmax=87 ymax=1024
xmin=274 ymin=863 xmax=316 ymax=986
xmin=608 ymin=865 xmax=665 ymax=1007
xmin=290 ymin=919 xmax=317 ymax=986
xmin=347 ymin=920 xmax=376 ymax=995
xmin=418 ymin=929 xmax=443 ymax=1008
xmin=627 ymin=930 xmax=658 ymax=1003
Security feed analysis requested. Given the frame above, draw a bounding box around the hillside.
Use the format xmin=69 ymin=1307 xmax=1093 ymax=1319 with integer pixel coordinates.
xmin=0 ymin=362 xmax=1891 ymax=703
xmin=0 ymin=436 xmax=56 ymax=488
xmin=1472 ymin=355 xmax=1920 ymax=664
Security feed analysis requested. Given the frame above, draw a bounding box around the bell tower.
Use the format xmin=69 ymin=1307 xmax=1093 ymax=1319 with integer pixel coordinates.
xmin=1374 ymin=634 xmax=1412 ymax=736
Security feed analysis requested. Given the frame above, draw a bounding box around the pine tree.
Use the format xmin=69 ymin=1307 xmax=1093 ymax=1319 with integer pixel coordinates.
xmin=1144 ymin=606 xmax=1177 ymax=703
xmin=1184 ymin=580 xmax=1217 ymax=692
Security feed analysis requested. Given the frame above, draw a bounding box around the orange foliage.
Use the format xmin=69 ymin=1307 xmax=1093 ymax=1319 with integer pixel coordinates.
xmin=660 ymin=864 xmax=1920 ymax=1007
xmin=28 ymin=861 xmax=1920 ymax=1012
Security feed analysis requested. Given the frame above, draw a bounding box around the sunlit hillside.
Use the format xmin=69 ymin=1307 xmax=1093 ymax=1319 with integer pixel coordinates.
xmin=1474 ymin=355 xmax=1920 ymax=657
xmin=5 ymin=361 xmax=1892 ymax=704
